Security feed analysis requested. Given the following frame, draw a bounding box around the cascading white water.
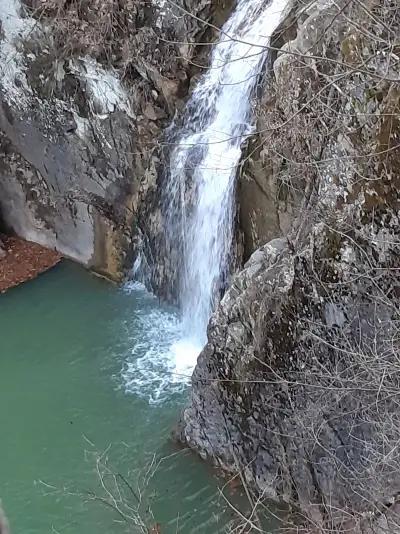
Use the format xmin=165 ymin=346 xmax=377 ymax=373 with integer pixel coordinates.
xmin=124 ymin=0 xmax=288 ymax=403
xmin=168 ymin=0 xmax=288 ymax=346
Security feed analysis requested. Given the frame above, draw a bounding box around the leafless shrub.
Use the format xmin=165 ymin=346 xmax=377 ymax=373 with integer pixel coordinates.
xmin=23 ymin=0 xmax=145 ymax=67
xmin=0 ymin=505 xmax=9 ymax=534
xmin=38 ymin=444 xmax=160 ymax=533
xmin=21 ymin=0 xmax=194 ymax=84
xmin=37 ymin=442 xmax=200 ymax=533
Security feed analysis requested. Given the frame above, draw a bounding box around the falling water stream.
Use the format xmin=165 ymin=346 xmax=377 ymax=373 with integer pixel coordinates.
xmin=124 ymin=0 xmax=288 ymax=399
xmin=168 ymin=0 xmax=287 ymax=348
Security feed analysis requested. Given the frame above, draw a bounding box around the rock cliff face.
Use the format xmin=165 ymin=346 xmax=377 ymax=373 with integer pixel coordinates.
xmin=0 ymin=0 xmax=230 ymax=279
xmin=181 ymin=0 xmax=400 ymax=530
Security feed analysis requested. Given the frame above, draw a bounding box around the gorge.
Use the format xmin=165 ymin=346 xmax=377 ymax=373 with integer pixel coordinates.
xmin=1 ymin=0 xmax=400 ymax=533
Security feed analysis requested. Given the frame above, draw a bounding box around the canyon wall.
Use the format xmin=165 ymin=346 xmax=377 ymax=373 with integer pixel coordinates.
xmin=0 ymin=0 xmax=230 ymax=280
xmin=181 ymin=0 xmax=400 ymax=531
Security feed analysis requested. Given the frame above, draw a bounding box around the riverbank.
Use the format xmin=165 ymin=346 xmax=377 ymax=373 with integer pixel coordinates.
xmin=0 ymin=235 xmax=61 ymax=293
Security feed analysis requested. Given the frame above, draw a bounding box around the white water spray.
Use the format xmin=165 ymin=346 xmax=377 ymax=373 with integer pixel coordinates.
xmin=125 ymin=0 xmax=288 ymax=402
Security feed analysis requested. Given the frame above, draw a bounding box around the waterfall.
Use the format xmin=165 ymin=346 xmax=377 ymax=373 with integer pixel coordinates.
xmin=166 ymin=0 xmax=288 ymax=346
xmin=124 ymin=0 xmax=288 ymax=403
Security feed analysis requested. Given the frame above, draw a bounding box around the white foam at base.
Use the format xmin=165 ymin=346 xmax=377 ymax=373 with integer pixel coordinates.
xmin=170 ymin=338 xmax=202 ymax=384
xmin=121 ymin=282 xmax=200 ymax=404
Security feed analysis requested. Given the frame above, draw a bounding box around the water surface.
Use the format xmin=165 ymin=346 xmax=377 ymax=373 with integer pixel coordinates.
xmin=0 ymin=262 xmax=240 ymax=533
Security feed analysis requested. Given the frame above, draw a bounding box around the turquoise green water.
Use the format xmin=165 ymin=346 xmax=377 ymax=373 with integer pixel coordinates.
xmin=0 ymin=262 xmax=242 ymax=534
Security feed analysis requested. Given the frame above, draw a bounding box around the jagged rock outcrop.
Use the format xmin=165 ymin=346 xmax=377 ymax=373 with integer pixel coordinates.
xmin=181 ymin=0 xmax=400 ymax=531
xmin=0 ymin=0 xmax=230 ymax=280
